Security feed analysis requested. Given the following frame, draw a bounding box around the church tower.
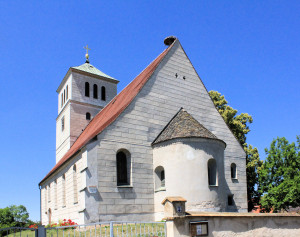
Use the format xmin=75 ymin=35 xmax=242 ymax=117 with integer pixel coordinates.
xmin=55 ymin=47 xmax=119 ymax=163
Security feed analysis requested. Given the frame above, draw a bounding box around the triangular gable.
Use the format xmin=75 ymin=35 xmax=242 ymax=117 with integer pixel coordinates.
xmin=152 ymin=108 xmax=225 ymax=146
xmin=39 ymin=40 xmax=176 ymax=185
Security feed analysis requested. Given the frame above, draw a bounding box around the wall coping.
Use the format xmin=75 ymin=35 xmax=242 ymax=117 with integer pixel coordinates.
xmin=163 ymin=211 xmax=300 ymax=220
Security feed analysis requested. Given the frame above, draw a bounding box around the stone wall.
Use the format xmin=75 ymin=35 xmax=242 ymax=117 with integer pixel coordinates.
xmin=166 ymin=213 xmax=300 ymax=237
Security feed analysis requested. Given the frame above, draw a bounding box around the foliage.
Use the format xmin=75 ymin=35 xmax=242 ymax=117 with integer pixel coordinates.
xmin=258 ymin=136 xmax=300 ymax=212
xmin=0 ymin=205 xmax=31 ymax=229
xmin=0 ymin=207 xmax=15 ymax=229
xmin=8 ymin=205 xmax=29 ymax=225
xmin=209 ymin=91 xmax=253 ymax=145
xmin=209 ymin=91 xmax=262 ymax=210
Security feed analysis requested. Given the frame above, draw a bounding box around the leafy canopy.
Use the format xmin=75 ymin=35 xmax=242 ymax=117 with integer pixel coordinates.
xmin=209 ymin=91 xmax=262 ymax=210
xmin=258 ymin=136 xmax=300 ymax=212
xmin=0 ymin=205 xmax=30 ymax=229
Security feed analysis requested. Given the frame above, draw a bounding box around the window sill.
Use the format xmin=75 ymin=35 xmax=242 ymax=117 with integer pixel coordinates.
xmin=155 ymin=187 xmax=166 ymax=193
xmin=117 ymin=185 xmax=133 ymax=188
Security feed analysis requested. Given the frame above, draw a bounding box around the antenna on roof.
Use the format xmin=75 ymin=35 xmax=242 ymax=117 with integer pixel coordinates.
xmin=164 ymin=36 xmax=177 ymax=46
xmin=84 ymin=45 xmax=91 ymax=63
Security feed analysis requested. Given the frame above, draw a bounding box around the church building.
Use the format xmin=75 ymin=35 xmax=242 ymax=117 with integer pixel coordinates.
xmin=39 ymin=36 xmax=247 ymax=225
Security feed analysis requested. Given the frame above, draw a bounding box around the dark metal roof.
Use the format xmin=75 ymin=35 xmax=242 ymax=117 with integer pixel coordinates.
xmin=152 ymin=108 xmax=224 ymax=145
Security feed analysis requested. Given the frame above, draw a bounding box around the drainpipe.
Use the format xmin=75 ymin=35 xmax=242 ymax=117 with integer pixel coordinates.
xmin=39 ymin=185 xmax=42 ymax=225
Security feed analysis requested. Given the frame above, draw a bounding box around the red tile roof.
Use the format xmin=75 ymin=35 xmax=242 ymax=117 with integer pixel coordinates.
xmin=39 ymin=41 xmax=176 ymax=185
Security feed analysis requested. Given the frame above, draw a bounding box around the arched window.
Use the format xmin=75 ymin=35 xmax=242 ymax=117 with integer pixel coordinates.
xmin=116 ymin=150 xmax=130 ymax=186
xmin=73 ymin=165 xmax=78 ymax=203
xmin=86 ymin=112 xmax=91 ymax=120
xmin=61 ymin=94 xmax=63 ymax=107
xmin=63 ymin=89 xmax=66 ymax=104
xmin=101 ymin=86 xmax=106 ymax=101
xmin=208 ymin=159 xmax=217 ymax=186
xmin=231 ymin=163 xmax=237 ymax=179
xmin=154 ymin=166 xmax=166 ymax=191
xmin=85 ymin=82 xmax=90 ymax=97
xmin=66 ymin=85 xmax=68 ymax=100
xmin=62 ymin=174 xmax=66 ymax=207
xmin=93 ymin=84 xmax=98 ymax=99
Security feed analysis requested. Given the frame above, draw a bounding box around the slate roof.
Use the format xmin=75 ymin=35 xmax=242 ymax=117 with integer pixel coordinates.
xmin=72 ymin=63 xmax=117 ymax=81
xmin=152 ymin=108 xmax=225 ymax=145
xmin=39 ymin=40 xmax=176 ymax=185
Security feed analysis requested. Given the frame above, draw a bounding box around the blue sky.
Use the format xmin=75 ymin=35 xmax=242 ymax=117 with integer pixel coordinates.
xmin=0 ymin=1 xmax=299 ymax=222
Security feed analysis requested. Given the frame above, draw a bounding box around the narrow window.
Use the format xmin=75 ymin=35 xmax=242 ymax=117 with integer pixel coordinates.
xmin=154 ymin=166 xmax=166 ymax=191
xmin=62 ymin=174 xmax=66 ymax=207
xmin=48 ymin=184 xmax=51 ymax=202
xmin=208 ymin=159 xmax=217 ymax=186
xmin=86 ymin=112 xmax=91 ymax=120
xmin=85 ymin=82 xmax=90 ymax=97
xmin=54 ymin=180 xmax=57 ymax=210
xmin=61 ymin=94 xmax=63 ymax=107
xmin=63 ymin=89 xmax=66 ymax=103
xmin=73 ymin=165 xmax=78 ymax=203
xmin=45 ymin=186 xmax=47 ymax=211
xmin=101 ymin=86 xmax=106 ymax=101
xmin=66 ymin=85 xmax=68 ymax=100
xmin=116 ymin=151 xmax=130 ymax=186
xmin=61 ymin=117 xmax=65 ymax=131
xmin=231 ymin=163 xmax=237 ymax=179
xmin=228 ymin=195 xmax=234 ymax=206
xmin=93 ymin=84 xmax=98 ymax=99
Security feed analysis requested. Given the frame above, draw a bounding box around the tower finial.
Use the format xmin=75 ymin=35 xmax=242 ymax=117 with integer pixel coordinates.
xmin=84 ymin=45 xmax=91 ymax=63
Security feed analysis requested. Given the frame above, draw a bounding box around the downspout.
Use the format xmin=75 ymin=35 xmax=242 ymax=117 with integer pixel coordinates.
xmin=39 ymin=185 xmax=42 ymax=225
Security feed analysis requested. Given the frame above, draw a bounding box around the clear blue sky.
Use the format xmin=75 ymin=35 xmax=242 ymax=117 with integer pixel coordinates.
xmin=0 ymin=1 xmax=299 ymax=222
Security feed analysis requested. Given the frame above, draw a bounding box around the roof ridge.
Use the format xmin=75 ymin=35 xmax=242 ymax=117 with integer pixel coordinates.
xmin=40 ymin=40 xmax=177 ymax=185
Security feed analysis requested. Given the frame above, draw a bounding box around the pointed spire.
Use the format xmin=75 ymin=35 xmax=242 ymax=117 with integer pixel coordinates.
xmin=84 ymin=45 xmax=91 ymax=63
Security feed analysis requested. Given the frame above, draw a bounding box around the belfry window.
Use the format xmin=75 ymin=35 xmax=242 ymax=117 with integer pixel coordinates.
xmin=116 ymin=150 xmax=130 ymax=186
xmin=86 ymin=112 xmax=91 ymax=120
xmin=208 ymin=159 xmax=217 ymax=186
xmin=63 ymin=89 xmax=66 ymax=103
xmin=93 ymin=84 xmax=98 ymax=99
xmin=101 ymin=86 xmax=106 ymax=101
xmin=66 ymin=85 xmax=68 ymax=100
xmin=85 ymin=82 xmax=90 ymax=97
xmin=231 ymin=163 xmax=237 ymax=179
xmin=155 ymin=166 xmax=166 ymax=191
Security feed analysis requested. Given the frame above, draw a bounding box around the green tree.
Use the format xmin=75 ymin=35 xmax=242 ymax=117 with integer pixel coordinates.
xmin=0 ymin=207 xmax=14 ymax=229
xmin=209 ymin=91 xmax=262 ymax=210
xmin=9 ymin=205 xmax=29 ymax=226
xmin=258 ymin=136 xmax=300 ymax=212
xmin=0 ymin=205 xmax=30 ymax=229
